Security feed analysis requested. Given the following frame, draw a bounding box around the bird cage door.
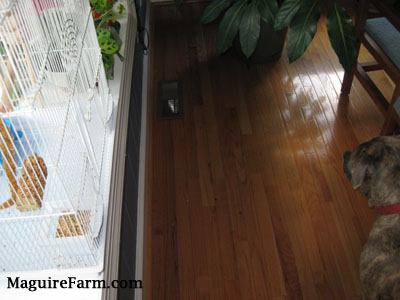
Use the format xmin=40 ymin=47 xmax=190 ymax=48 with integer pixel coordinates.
xmin=0 ymin=0 xmax=112 ymax=273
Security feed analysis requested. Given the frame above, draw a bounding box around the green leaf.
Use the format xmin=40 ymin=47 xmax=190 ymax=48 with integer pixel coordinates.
xmin=326 ymin=4 xmax=357 ymax=72
xmin=201 ymin=0 xmax=231 ymax=24
xmin=286 ymin=0 xmax=321 ymax=63
xmin=96 ymin=27 xmax=111 ymax=39
xmin=117 ymin=4 xmax=125 ymax=14
xmin=258 ymin=0 xmax=279 ymax=26
xmin=102 ymin=54 xmax=114 ymax=69
xmin=98 ymin=37 xmax=120 ymax=54
xmin=216 ymin=0 xmax=247 ymax=54
xmin=240 ymin=2 xmax=261 ymax=58
xmin=274 ymin=0 xmax=303 ymax=31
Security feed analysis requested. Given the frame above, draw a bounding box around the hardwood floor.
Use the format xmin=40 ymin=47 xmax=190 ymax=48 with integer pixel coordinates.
xmin=145 ymin=3 xmax=393 ymax=299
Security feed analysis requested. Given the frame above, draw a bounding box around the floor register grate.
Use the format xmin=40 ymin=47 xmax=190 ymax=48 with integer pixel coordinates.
xmin=157 ymin=80 xmax=184 ymax=120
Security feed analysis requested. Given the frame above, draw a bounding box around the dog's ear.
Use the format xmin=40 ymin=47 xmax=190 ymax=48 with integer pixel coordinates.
xmin=366 ymin=140 xmax=384 ymax=159
xmin=351 ymin=164 xmax=368 ymax=189
xmin=350 ymin=141 xmax=385 ymax=189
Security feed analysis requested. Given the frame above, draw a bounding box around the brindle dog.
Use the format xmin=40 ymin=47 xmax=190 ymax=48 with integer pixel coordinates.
xmin=343 ymin=135 xmax=400 ymax=300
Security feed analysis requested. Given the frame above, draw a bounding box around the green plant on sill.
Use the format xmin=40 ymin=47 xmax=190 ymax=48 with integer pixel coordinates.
xmin=96 ymin=26 xmax=124 ymax=80
xmin=174 ymin=0 xmax=357 ymax=72
xmin=117 ymin=4 xmax=126 ymax=14
xmin=90 ymin=0 xmax=118 ymax=13
xmin=91 ymin=0 xmax=127 ymax=80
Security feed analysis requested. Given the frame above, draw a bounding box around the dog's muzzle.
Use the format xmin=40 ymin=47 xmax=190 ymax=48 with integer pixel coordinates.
xmin=343 ymin=151 xmax=352 ymax=181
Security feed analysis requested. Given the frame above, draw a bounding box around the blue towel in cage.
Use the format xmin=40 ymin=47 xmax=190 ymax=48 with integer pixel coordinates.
xmin=0 ymin=118 xmax=23 ymax=167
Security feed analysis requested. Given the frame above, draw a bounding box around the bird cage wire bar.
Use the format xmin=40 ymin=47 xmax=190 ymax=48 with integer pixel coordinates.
xmin=54 ymin=11 xmax=102 ymax=180
xmin=0 ymin=0 xmax=111 ymax=272
xmin=1 ymin=1 xmax=45 ymax=111
xmin=0 ymin=0 xmax=109 ymax=112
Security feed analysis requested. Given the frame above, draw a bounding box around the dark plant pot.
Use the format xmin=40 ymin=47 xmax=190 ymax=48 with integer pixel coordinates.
xmin=233 ymin=20 xmax=287 ymax=64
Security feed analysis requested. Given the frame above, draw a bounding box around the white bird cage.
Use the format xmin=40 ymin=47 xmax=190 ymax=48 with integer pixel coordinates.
xmin=0 ymin=0 xmax=112 ymax=272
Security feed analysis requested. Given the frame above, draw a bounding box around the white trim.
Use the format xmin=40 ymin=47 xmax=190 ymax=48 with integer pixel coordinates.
xmin=101 ymin=2 xmax=138 ymax=300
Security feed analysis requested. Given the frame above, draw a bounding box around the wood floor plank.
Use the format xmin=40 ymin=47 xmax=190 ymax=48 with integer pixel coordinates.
xmin=249 ymin=173 xmax=286 ymax=298
xmin=150 ymin=120 xmax=179 ymax=300
xmin=145 ymin=4 xmax=390 ymax=299
xmin=197 ymin=62 xmax=226 ymax=184
xmin=171 ymin=120 xmax=197 ymax=300
xmin=245 ymin=68 xmax=304 ymax=299
xmin=193 ymin=107 xmax=217 ymax=207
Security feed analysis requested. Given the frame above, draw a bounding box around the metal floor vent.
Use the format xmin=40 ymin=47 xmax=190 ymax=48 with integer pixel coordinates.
xmin=157 ymin=80 xmax=183 ymax=119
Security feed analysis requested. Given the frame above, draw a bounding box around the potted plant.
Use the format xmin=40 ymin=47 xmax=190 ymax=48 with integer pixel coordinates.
xmin=175 ymin=0 xmax=357 ymax=71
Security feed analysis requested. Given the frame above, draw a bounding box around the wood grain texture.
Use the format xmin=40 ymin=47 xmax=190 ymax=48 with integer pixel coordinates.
xmin=145 ymin=3 xmax=391 ymax=299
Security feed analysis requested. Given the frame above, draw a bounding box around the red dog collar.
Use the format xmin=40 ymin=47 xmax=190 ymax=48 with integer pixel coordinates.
xmin=375 ymin=203 xmax=400 ymax=215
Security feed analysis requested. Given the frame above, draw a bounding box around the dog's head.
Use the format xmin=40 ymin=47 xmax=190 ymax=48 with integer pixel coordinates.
xmin=343 ymin=136 xmax=400 ymax=208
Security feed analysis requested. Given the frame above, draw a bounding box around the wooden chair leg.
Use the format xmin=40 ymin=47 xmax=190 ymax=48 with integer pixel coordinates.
xmin=381 ymin=109 xmax=397 ymax=135
xmin=341 ymin=69 xmax=356 ymax=96
xmin=381 ymin=85 xmax=400 ymax=135
xmin=341 ymin=0 xmax=366 ymax=97
xmin=341 ymin=41 xmax=362 ymax=96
